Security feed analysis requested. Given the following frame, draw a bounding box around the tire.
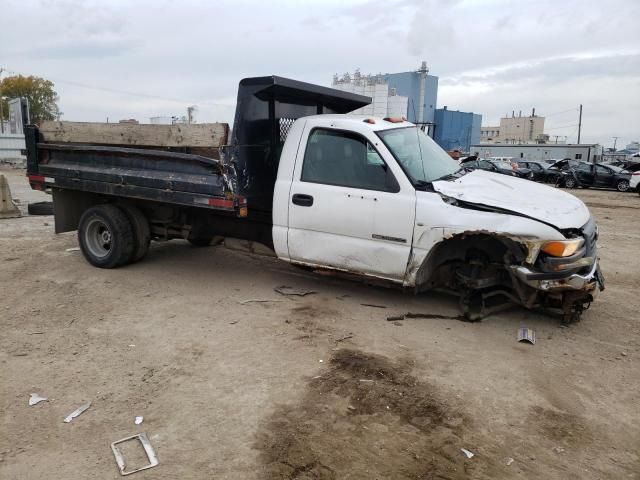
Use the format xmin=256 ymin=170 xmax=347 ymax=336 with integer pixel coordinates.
xmin=616 ymin=179 xmax=630 ymax=192
xmin=188 ymin=237 xmax=213 ymax=247
xmin=78 ymin=205 xmax=135 ymax=268
xmin=564 ymin=177 xmax=577 ymax=189
xmin=28 ymin=201 xmax=53 ymax=215
xmin=117 ymin=203 xmax=150 ymax=262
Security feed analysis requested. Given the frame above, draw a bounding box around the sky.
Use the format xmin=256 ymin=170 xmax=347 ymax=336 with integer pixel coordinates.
xmin=1 ymin=0 xmax=638 ymax=148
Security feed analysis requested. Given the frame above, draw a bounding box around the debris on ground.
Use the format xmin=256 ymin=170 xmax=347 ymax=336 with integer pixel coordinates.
xmin=135 ymin=416 xmax=144 ymax=425
xmin=506 ymin=457 xmax=514 ymax=466
xmin=238 ymin=299 xmax=282 ymax=305
xmin=65 ymin=247 xmax=80 ymax=252
xmin=28 ymin=393 xmax=48 ymax=406
xmin=461 ymin=448 xmax=475 ymax=459
xmin=335 ymin=334 xmax=354 ymax=342
xmin=63 ymin=401 xmax=91 ymax=423
xmin=111 ymin=432 xmax=159 ymax=476
xmin=517 ymin=327 xmax=536 ymax=344
xmin=552 ymin=446 xmax=565 ymax=454
xmin=360 ymin=303 xmax=387 ymax=309
xmin=274 ymin=285 xmax=317 ymax=297
xmin=386 ymin=312 xmax=467 ymax=322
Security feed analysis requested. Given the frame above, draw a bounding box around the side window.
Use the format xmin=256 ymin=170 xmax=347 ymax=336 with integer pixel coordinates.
xmin=301 ymin=129 xmax=399 ymax=192
xmin=577 ymin=163 xmax=591 ymax=172
xmin=595 ymin=165 xmax=609 ymax=175
xmin=478 ymin=160 xmax=493 ymax=169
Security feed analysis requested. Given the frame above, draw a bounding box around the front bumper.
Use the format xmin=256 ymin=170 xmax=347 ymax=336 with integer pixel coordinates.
xmin=510 ymin=259 xmax=604 ymax=293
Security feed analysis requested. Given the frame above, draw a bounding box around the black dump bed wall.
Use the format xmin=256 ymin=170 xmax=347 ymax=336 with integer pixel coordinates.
xmin=229 ymin=76 xmax=371 ymax=214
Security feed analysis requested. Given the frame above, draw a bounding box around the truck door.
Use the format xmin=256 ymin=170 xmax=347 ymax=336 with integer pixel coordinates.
xmin=286 ymin=126 xmax=416 ymax=281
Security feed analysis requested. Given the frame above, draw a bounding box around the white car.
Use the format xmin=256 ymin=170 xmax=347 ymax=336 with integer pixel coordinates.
xmin=631 ymin=170 xmax=640 ymax=194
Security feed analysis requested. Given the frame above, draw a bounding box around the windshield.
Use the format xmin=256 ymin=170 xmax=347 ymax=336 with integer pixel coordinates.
xmin=376 ymin=127 xmax=460 ymax=184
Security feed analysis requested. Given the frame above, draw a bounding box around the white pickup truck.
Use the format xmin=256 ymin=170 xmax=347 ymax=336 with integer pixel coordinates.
xmin=27 ymin=76 xmax=603 ymax=322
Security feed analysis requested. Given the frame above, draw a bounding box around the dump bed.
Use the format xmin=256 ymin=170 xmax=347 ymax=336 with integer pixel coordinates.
xmin=25 ymin=121 xmax=245 ymax=215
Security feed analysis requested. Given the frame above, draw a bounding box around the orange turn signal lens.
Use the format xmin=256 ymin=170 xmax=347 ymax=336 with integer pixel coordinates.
xmin=541 ymin=239 xmax=583 ymax=257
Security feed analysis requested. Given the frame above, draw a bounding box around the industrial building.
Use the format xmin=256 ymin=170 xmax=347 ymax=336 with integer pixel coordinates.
xmin=470 ymin=143 xmax=603 ymax=163
xmin=480 ymin=110 xmax=546 ymax=144
xmin=383 ymin=62 xmax=438 ymax=127
xmin=433 ymin=107 xmax=482 ymax=152
xmin=331 ymin=71 xmax=408 ymax=118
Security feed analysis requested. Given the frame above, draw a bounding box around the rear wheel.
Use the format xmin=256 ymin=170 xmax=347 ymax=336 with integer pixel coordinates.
xmin=616 ymin=179 xmax=630 ymax=192
xmin=118 ymin=203 xmax=150 ymax=262
xmin=78 ymin=205 xmax=135 ymax=268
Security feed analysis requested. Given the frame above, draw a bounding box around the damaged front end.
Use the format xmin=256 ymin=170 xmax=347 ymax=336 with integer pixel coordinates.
xmin=508 ymin=215 xmax=604 ymax=323
xmin=416 ymin=201 xmax=604 ymax=323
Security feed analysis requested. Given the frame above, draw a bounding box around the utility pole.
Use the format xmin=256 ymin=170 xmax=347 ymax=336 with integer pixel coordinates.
xmin=577 ymin=104 xmax=582 ymax=144
xmin=0 ymin=68 xmax=4 ymax=133
xmin=612 ymin=136 xmax=619 ymax=151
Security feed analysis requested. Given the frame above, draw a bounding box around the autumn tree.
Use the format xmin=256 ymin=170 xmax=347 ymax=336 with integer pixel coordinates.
xmin=0 ymin=75 xmax=60 ymax=124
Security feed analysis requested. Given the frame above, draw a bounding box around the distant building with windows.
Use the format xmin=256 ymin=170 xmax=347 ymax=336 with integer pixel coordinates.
xmin=433 ymin=107 xmax=482 ymax=153
xmin=480 ymin=110 xmax=546 ymax=144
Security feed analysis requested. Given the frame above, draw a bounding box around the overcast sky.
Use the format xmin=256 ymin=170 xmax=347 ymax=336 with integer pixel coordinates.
xmin=2 ymin=0 xmax=638 ymax=147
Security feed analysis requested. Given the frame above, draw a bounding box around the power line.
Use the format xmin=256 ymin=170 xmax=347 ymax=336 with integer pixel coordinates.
xmin=2 ymin=67 xmax=234 ymax=109
xmin=545 ymin=123 xmax=579 ymax=131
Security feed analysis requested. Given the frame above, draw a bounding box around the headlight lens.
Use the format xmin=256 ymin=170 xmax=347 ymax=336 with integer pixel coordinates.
xmin=541 ymin=238 xmax=584 ymax=257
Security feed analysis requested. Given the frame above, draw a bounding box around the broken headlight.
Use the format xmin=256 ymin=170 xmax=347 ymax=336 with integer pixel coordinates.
xmin=540 ymin=238 xmax=585 ymax=257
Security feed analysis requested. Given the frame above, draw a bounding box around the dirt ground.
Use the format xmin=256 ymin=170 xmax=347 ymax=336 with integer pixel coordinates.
xmin=1 ymin=165 xmax=639 ymax=479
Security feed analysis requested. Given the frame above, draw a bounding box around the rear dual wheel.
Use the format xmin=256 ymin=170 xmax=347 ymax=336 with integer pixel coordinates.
xmin=78 ymin=204 xmax=150 ymax=268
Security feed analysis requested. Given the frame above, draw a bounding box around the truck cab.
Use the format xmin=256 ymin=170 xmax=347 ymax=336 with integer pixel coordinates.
xmin=273 ymin=115 xmax=604 ymax=322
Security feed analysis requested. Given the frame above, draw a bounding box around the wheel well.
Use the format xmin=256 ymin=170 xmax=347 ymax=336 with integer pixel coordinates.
xmin=414 ymin=233 xmax=527 ymax=290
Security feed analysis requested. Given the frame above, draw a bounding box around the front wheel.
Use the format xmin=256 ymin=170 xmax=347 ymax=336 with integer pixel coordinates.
xmin=564 ymin=177 xmax=577 ymax=189
xmin=78 ymin=205 xmax=135 ymax=268
xmin=616 ymin=179 xmax=630 ymax=192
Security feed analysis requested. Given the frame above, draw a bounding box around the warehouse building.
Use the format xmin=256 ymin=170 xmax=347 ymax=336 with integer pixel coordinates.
xmin=470 ymin=143 xmax=603 ymax=163
xmin=433 ymin=107 xmax=482 ymax=152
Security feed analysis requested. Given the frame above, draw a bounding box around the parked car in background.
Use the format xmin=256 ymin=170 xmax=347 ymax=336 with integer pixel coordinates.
xmin=561 ymin=163 xmax=632 ymax=192
xmin=547 ymin=158 xmax=581 ymax=184
xmin=462 ymin=158 xmax=533 ymax=179
xmin=517 ymin=160 xmax=553 ymax=182
xmin=629 ymin=170 xmax=640 ymax=195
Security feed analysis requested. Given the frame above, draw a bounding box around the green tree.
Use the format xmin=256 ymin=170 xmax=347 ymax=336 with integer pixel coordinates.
xmin=0 ymin=75 xmax=60 ymax=124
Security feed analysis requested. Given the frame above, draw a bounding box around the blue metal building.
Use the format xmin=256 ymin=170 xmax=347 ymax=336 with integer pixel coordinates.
xmin=433 ymin=107 xmax=482 ymax=153
xmin=383 ymin=62 xmax=438 ymax=126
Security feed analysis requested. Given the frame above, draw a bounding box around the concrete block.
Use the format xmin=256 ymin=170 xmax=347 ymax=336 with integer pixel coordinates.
xmin=0 ymin=174 xmax=22 ymax=219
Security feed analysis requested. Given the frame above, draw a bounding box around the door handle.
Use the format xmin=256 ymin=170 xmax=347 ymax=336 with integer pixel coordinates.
xmin=292 ymin=193 xmax=314 ymax=207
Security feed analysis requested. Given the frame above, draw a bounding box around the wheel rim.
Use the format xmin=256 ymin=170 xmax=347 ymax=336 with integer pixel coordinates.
xmin=84 ymin=218 xmax=113 ymax=258
xmin=618 ymin=181 xmax=629 ymax=191
xmin=566 ymin=179 xmax=575 ymax=187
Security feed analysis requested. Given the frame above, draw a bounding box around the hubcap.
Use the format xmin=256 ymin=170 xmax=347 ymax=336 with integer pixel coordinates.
xmin=84 ymin=218 xmax=113 ymax=258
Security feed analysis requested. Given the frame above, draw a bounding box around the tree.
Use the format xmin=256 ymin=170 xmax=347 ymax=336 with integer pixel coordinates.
xmin=0 ymin=75 xmax=60 ymax=124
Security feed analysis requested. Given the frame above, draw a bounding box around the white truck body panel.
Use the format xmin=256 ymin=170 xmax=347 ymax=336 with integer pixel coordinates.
xmin=272 ymin=115 xmax=600 ymax=310
xmin=432 ymin=169 xmax=591 ymax=230
xmin=284 ymin=117 xmax=416 ymax=280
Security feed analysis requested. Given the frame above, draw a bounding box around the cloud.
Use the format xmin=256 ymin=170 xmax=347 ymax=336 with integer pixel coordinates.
xmin=1 ymin=0 xmax=638 ymax=145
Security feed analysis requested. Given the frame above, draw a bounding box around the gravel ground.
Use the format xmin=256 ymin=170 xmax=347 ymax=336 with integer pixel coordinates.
xmin=1 ymin=166 xmax=639 ymax=479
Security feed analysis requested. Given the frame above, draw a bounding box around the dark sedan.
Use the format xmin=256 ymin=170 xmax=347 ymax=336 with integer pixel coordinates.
xmin=462 ymin=158 xmax=533 ymax=179
xmin=517 ymin=160 xmax=554 ymax=182
xmin=560 ymin=163 xmax=632 ymax=192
